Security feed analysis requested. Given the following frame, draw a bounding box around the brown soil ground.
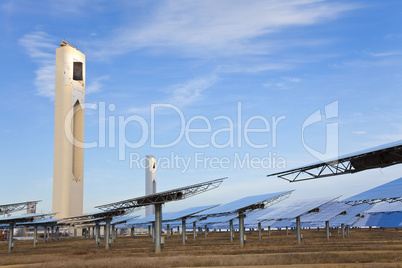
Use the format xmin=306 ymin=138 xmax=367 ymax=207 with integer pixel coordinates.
xmin=0 ymin=228 xmax=401 ymax=267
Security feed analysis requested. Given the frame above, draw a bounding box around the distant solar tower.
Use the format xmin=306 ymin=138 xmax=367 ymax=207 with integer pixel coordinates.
xmin=52 ymin=41 xmax=85 ymax=219
xmin=145 ymin=155 xmax=157 ymax=216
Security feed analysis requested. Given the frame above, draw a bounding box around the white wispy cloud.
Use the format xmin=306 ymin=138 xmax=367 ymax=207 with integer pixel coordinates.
xmin=44 ymin=0 xmax=90 ymax=15
xmin=1 ymin=1 xmax=16 ymax=14
xmin=216 ymin=63 xmax=290 ymax=73
xmin=19 ymin=31 xmax=57 ymax=98
xmin=125 ymin=106 xmax=154 ymax=116
xmin=352 ymin=131 xmax=366 ymax=135
xmin=262 ymin=82 xmax=288 ymax=89
xmin=167 ymin=76 xmax=218 ymax=107
xmin=89 ymin=0 xmax=358 ymax=59
xmin=4 ymin=0 xmax=92 ymax=17
xmin=331 ymin=57 xmax=401 ymax=69
xmin=262 ymin=76 xmax=301 ymax=89
xmin=332 ymin=49 xmax=402 ymax=69
xmin=373 ymin=123 xmax=402 ymax=143
xmin=86 ymin=75 xmax=110 ymax=94
xmin=366 ymin=51 xmax=402 ymax=57
xmin=281 ymin=76 xmax=301 ymax=83
xmin=126 ymin=75 xmax=218 ymax=116
xmin=385 ymin=34 xmax=402 ymax=40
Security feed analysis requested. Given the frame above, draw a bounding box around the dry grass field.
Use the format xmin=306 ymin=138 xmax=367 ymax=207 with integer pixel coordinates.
xmin=1 ymin=228 xmax=402 ymax=267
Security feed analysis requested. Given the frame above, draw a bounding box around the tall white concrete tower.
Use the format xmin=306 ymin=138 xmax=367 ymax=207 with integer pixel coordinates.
xmin=52 ymin=41 xmax=85 ymax=219
xmin=145 ymin=155 xmax=157 ymax=216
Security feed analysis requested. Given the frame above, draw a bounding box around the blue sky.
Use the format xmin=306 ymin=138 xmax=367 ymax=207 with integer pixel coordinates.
xmin=1 ymin=0 xmax=402 ymax=216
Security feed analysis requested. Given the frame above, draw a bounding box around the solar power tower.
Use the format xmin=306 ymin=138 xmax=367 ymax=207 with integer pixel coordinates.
xmin=95 ymin=178 xmax=226 ymax=253
xmin=267 ymin=140 xmax=402 ymax=182
xmin=52 ymin=41 xmax=86 ymax=219
xmin=145 ymin=155 xmax=157 ymax=217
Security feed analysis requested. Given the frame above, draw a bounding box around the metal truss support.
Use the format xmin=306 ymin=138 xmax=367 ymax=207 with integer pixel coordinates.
xmin=0 ymin=200 xmax=41 ymax=216
xmin=270 ymin=161 xmax=354 ymax=182
xmin=95 ymin=178 xmax=226 ymax=212
xmin=268 ymin=145 xmax=402 ymax=182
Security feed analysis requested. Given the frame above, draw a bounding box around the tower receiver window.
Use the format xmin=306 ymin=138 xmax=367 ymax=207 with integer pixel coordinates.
xmin=73 ymin=62 xmax=83 ymax=81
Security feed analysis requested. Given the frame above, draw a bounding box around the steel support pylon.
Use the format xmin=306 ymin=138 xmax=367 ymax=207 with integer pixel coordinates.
xmin=154 ymin=203 xmax=162 ymax=254
xmin=239 ymin=211 xmax=245 ymax=248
